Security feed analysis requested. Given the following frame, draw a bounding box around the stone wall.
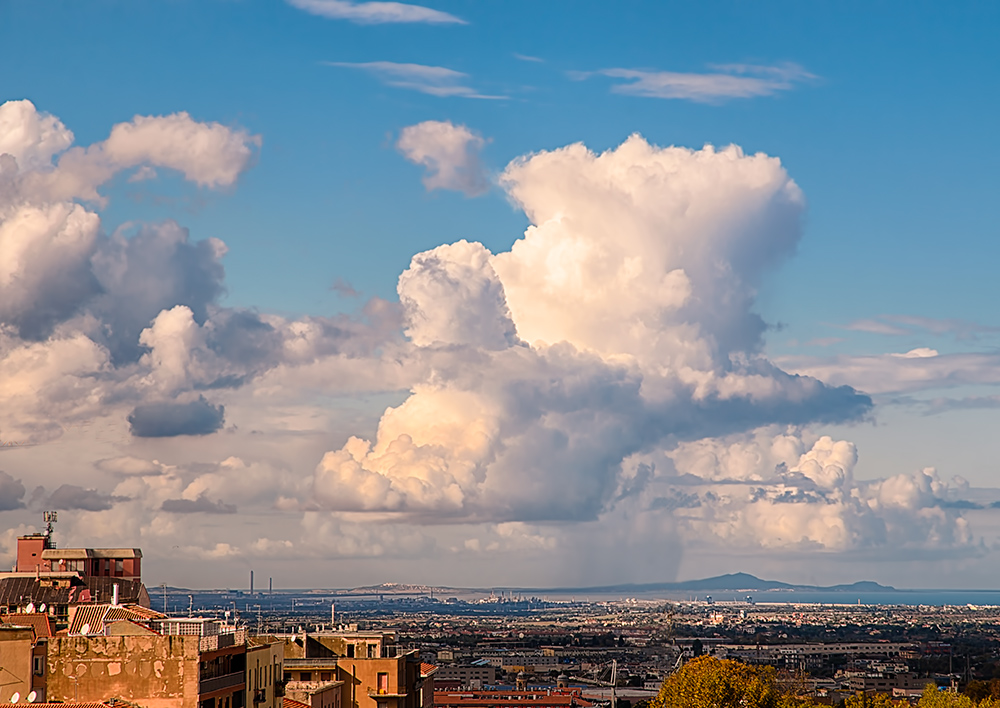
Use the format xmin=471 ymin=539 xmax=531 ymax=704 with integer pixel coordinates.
xmin=47 ymin=634 xmax=201 ymax=708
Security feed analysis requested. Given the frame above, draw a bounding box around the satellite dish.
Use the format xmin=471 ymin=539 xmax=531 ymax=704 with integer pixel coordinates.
xmin=10 ymin=692 xmax=19 ymax=703
xmin=80 ymin=623 xmax=91 ymax=636
xmin=27 ymin=692 xmax=37 ymax=703
xmin=25 ymin=602 xmax=34 ymax=613
xmin=38 ymin=603 xmax=46 ymax=613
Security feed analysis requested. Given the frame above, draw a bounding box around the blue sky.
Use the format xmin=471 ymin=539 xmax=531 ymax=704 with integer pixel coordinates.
xmin=7 ymin=0 xmax=998 ymax=325
xmin=2 ymin=1 xmax=1000 ymax=588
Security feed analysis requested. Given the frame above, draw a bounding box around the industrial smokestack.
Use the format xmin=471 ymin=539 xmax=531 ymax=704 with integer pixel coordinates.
xmin=331 ymin=603 xmax=335 ymax=626
xmin=250 ymin=570 xmax=254 ymax=596
xmin=112 ymin=583 xmax=119 ymax=607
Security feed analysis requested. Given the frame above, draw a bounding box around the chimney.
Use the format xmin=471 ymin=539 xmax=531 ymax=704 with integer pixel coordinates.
xmin=331 ymin=603 xmax=336 ymax=626
xmin=112 ymin=583 xmax=119 ymax=607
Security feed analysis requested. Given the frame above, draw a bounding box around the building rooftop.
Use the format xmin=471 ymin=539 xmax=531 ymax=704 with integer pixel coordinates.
xmin=68 ymin=602 xmax=165 ymax=635
xmin=285 ymin=680 xmax=345 ymax=695
xmin=41 ymin=548 xmax=142 ymax=560
xmin=0 ymin=575 xmax=147 ymax=609
xmin=1 ymin=612 xmax=54 ymax=639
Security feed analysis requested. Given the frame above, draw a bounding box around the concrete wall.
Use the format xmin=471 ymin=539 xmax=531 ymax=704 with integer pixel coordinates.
xmin=0 ymin=627 xmax=34 ymax=702
xmin=338 ymin=656 xmax=407 ymax=708
xmin=248 ymin=641 xmax=284 ymax=708
xmin=286 ymin=682 xmax=342 ymax=708
xmin=47 ymin=635 xmax=201 ymax=708
xmin=15 ymin=536 xmax=47 ymax=573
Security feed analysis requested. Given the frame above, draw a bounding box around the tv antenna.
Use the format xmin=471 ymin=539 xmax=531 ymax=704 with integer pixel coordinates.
xmin=42 ymin=511 xmax=58 ymax=545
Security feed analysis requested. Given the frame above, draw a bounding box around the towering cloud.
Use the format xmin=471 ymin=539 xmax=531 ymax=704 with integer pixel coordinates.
xmin=312 ymin=136 xmax=872 ymax=525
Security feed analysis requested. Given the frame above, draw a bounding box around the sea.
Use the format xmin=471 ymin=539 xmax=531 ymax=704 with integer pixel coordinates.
xmin=538 ymin=589 xmax=1000 ymax=606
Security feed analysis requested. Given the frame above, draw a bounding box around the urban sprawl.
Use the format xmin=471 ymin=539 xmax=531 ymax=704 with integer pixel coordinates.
xmin=3 ymin=520 xmax=999 ymax=708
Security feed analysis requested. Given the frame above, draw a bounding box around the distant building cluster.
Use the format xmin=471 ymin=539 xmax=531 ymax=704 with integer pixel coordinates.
xmin=2 ymin=517 xmax=988 ymax=707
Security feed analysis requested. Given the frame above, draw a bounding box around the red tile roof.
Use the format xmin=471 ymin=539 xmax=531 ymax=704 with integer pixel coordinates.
xmin=283 ymin=699 xmax=312 ymax=708
xmin=1 ymin=612 xmax=53 ymax=640
xmin=68 ymin=603 xmax=166 ymax=634
xmin=421 ymin=662 xmax=439 ymax=677
xmin=434 ymin=691 xmax=593 ymax=708
xmin=0 ymin=704 xmax=115 ymax=708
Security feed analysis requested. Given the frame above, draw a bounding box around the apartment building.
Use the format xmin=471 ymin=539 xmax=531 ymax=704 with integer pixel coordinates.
xmin=274 ymin=630 xmax=428 ymax=708
xmin=432 ymin=664 xmax=498 ymax=685
xmin=46 ymin=615 xmax=250 ymax=708
xmin=1 ymin=532 xmax=150 ymax=626
xmin=15 ymin=532 xmax=142 ymax=580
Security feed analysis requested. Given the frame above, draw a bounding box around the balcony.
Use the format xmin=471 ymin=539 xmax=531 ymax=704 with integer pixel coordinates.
xmin=368 ymin=689 xmax=408 ymax=699
xmin=200 ymin=671 xmax=246 ymax=695
xmin=286 ymin=658 xmax=341 ymax=668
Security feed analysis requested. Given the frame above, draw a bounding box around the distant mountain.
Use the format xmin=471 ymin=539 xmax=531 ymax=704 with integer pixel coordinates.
xmin=537 ymin=572 xmax=897 ymax=595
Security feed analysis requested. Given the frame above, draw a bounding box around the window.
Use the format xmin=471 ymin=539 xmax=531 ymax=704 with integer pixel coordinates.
xmin=115 ymin=559 xmax=124 ymax=575
xmin=33 ymin=656 xmax=44 ymax=676
xmin=368 ymin=644 xmax=377 ymax=658
xmin=301 ymin=672 xmax=312 ymax=681
xmin=346 ymin=644 xmax=355 ymax=658
xmin=377 ymin=673 xmax=389 ymax=694
xmin=321 ymin=672 xmax=332 ymax=681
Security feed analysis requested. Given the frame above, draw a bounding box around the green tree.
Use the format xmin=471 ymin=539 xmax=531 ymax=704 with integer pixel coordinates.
xmin=917 ymin=684 xmax=973 ymax=708
xmin=844 ymin=692 xmax=897 ymax=708
xmin=652 ymin=656 xmax=783 ymax=708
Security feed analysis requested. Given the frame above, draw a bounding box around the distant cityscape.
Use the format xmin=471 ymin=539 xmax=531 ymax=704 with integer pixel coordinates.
xmin=5 ymin=516 xmax=1000 ymax=708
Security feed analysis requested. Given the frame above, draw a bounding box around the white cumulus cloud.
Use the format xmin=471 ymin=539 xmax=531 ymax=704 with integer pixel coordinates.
xmin=310 ymin=135 xmax=871 ymax=524
xmin=397 ymin=121 xmax=489 ymax=196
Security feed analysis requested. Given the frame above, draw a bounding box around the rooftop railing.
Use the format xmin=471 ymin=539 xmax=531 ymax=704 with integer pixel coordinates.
xmin=200 ymin=671 xmax=245 ymax=695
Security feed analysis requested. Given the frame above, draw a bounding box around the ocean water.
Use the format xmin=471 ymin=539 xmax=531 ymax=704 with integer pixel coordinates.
xmin=542 ymin=589 xmax=1000 ymax=606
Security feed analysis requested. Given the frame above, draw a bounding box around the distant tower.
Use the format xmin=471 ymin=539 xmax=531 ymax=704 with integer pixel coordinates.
xmin=557 ymin=675 xmax=569 ymax=689
xmin=516 ymin=672 xmax=528 ymax=692
xmin=250 ymin=570 xmax=254 ymax=596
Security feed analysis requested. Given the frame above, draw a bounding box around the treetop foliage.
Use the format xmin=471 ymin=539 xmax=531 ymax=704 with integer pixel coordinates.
xmin=651 ymin=657 xmax=1000 ymax=708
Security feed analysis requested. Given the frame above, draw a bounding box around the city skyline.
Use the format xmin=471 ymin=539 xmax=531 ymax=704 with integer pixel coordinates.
xmin=1 ymin=1 xmax=1000 ymax=590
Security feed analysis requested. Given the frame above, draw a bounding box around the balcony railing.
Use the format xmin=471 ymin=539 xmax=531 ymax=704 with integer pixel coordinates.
xmin=200 ymin=629 xmax=246 ymax=652
xmin=286 ymin=658 xmax=341 ymax=668
xmin=200 ymin=671 xmax=246 ymax=695
xmin=381 ymin=646 xmax=410 ymax=658
xmin=368 ymin=689 xmax=408 ymax=699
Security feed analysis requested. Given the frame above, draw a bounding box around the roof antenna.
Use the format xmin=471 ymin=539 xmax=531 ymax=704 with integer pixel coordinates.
xmin=42 ymin=511 xmax=58 ymax=548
